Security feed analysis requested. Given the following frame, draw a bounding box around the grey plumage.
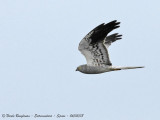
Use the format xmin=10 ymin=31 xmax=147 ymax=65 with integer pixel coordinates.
xmin=76 ymin=20 xmax=144 ymax=74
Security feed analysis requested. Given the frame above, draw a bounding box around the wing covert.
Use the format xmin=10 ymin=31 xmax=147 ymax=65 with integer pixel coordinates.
xmin=78 ymin=20 xmax=121 ymax=66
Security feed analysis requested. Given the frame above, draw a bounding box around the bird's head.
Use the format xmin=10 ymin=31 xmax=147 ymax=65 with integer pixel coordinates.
xmin=76 ymin=65 xmax=87 ymax=73
xmin=76 ymin=66 xmax=81 ymax=71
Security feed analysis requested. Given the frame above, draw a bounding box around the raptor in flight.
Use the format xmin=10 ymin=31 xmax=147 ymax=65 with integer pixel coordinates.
xmin=76 ymin=20 xmax=144 ymax=74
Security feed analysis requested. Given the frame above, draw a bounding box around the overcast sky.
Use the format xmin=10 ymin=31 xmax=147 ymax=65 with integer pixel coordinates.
xmin=0 ymin=0 xmax=160 ymax=120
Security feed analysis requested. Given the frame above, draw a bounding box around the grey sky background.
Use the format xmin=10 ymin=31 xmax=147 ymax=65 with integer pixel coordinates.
xmin=0 ymin=0 xmax=160 ymax=120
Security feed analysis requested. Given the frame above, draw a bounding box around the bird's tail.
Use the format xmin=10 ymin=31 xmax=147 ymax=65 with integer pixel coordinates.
xmin=112 ymin=66 xmax=144 ymax=71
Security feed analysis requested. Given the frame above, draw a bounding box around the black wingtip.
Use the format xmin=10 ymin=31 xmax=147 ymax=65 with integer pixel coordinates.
xmin=116 ymin=34 xmax=122 ymax=40
xmin=108 ymin=20 xmax=120 ymax=24
xmin=105 ymin=33 xmax=122 ymax=43
xmin=90 ymin=20 xmax=121 ymax=44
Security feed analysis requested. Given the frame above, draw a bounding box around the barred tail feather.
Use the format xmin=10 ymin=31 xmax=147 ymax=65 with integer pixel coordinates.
xmin=112 ymin=66 xmax=144 ymax=71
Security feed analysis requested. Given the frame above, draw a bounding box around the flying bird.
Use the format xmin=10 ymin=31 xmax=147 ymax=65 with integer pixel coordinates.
xmin=76 ymin=20 xmax=144 ymax=74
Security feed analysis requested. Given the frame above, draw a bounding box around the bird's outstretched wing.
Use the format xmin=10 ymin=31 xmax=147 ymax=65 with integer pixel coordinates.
xmin=78 ymin=20 xmax=122 ymax=66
